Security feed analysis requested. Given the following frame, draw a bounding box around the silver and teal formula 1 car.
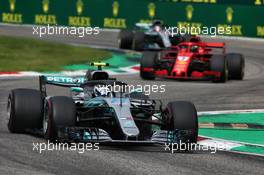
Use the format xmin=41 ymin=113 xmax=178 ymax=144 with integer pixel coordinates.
xmin=118 ymin=20 xmax=193 ymax=51
xmin=7 ymin=63 xmax=198 ymax=146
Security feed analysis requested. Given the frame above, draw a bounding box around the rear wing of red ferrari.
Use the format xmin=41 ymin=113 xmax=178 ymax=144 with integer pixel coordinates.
xmin=204 ymin=42 xmax=226 ymax=54
xmin=205 ymin=42 xmax=225 ymax=48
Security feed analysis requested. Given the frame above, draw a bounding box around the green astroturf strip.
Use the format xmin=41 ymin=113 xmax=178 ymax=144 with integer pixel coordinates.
xmin=0 ymin=36 xmax=110 ymax=72
xmin=199 ymin=113 xmax=264 ymax=125
xmin=199 ymin=129 xmax=264 ymax=145
xmin=64 ymin=53 xmax=140 ymax=72
xmin=231 ymin=146 xmax=264 ymax=155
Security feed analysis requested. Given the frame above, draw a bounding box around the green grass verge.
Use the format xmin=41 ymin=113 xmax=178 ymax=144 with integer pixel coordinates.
xmin=0 ymin=36 xmax=111 ymax=72
xmin=199 ymin=129 xmax=264 ymax=145
xmin=199 ymin=113 xmax=264 ymax=125
xmin=232 ymin=146 xmax=264 ymax=155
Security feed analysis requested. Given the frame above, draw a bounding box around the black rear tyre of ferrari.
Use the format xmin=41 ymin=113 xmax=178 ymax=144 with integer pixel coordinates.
xmin=7 ymin=89 xmax=43 ymax=133
xmin=43 ymin=96 xmax=76 ymax=141
xmin=210 ymin=55 xmax=228 ymax=83
xmin=226 ymin=53 xmax=245 ymax=80
xmin=140 ymin=51 xmax=157 ymax=80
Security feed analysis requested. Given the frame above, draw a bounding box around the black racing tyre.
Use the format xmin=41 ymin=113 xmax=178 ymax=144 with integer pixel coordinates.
xmin=43 ymin=96 xmax=76 ymax=141
xmin=140 ymin=51 xmax=157 ymax=80
xmin=118 ymin=30 xmax=134 ymax=49
xmin=164 ymin=101 xmax=198 ymax=144
xmin=226 ymin=53 xmax=245 ymax=80
xmin=7 ymin=89 xmax=43 ymax=133
xmin=210 ymin=55 xmax=228 ymax=83
xmin=132 ymin=32 xmax=145 ymax=51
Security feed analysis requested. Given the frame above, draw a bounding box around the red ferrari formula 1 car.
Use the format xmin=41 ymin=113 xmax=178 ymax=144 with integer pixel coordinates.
xmin=140 ymin=38 xmax=245 ymax=83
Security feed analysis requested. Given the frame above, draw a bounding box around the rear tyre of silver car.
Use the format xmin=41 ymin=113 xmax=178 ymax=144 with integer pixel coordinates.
xmin=132 ymin=32 xmax=145 ymax=51
xmin=118 ymin=30 xmax=134 ymax=49
xmin=7 ymin=89 xmax=43 ymax=133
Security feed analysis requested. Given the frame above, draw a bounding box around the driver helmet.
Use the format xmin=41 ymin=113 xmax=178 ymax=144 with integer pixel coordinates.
xmin=190 ymin=45 xmax=199 ymax=53
xmin=94 ymin=86 xmax=112 ymax=97
xmin=152 ymin=20 xmax=163 ymax=26
xmin=152 ymin=20 xmax=163 ymax=32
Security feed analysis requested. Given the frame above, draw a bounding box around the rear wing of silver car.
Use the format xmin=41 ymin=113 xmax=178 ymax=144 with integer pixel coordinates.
xmin=39 ymin=75 xmax=86 ymax=97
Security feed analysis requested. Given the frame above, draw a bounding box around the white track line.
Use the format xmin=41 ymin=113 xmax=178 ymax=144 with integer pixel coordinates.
xmin=199 ymin=135 xmax=264 ymax=148
xmin=198 ymin=136 xmax=264 ymax=157
xmin=198 ymin=109 xmax=264 ymax=115
xmin=198 ymin=110 xmax=264 ymax=156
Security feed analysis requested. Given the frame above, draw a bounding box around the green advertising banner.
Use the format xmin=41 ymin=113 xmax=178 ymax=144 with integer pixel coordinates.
xmin=154 ymin=0 xmax=264 ymax=6
xmin=0 ymin=0 xmax=264 ymax=38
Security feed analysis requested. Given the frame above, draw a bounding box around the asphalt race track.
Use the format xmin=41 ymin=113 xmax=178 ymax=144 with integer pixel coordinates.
xmin=0 ymin=26 xmax=264 ymax=175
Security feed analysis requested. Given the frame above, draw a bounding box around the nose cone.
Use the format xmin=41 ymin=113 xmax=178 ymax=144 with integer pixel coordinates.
xmin=173 ymin=54 xmax=192 ymax=76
